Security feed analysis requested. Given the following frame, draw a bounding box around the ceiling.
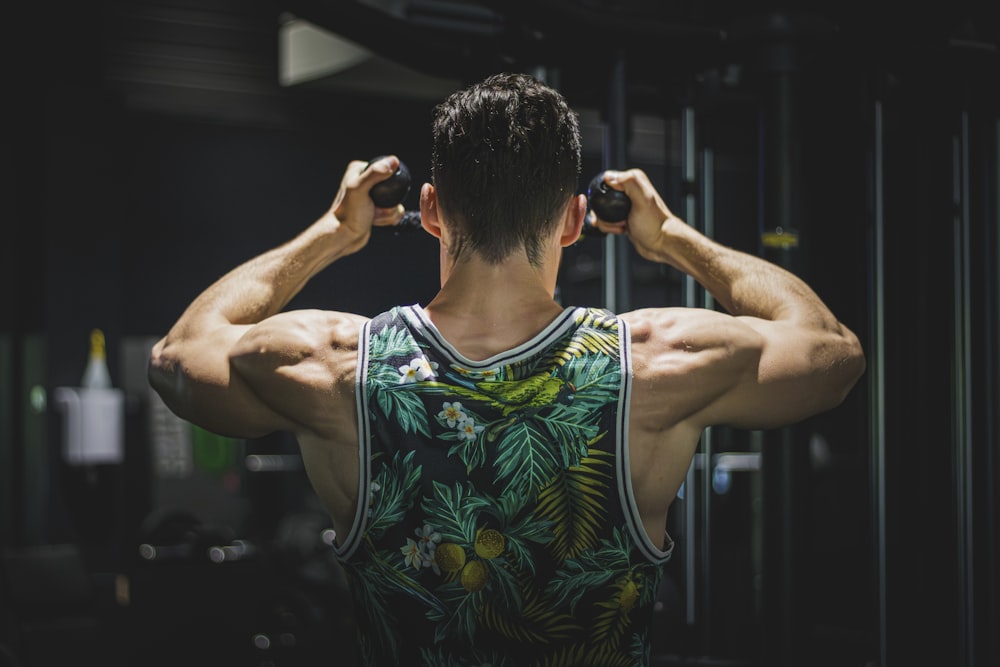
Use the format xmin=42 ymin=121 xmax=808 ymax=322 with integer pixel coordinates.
xmin=21 ymin=0 xmax=997 ymax=124
xmin=281 ymin=0 xmax=998 ymax=86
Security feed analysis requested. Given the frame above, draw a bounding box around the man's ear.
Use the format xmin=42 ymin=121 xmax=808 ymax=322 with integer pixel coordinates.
xmin=419 ymin=183 xmax=443 ymax=238
xmin=559 ymin=194 xmax=587 ymax=247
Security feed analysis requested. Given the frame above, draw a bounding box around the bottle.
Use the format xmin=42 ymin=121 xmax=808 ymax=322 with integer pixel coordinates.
xmin=82 ymin=328 xmax=113 ymax=389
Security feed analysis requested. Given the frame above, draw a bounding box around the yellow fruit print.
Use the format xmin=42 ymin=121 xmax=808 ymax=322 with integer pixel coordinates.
xmin=434 ymin=542 xmax=466 ymax=574
xmin=460 ymin=559 xmax=488 ymax=592
xmin=474 ymin=527 xmax=505 ymax=559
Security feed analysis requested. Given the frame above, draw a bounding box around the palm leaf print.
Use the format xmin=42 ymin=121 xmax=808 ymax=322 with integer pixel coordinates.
xmin=535 ymin=446 xmax=614 ymax=561
xmin=630 ymin=633 xmax=651 ymax=665
xmin=478 ymin=583 xmax=581 ymax=644
xmin=592 ymin=573 xmax=642 ymax=650
xmin=345 ymin=534 xmax=448 ymax=664
xmin=367 ymin=450 xmax=422 ymax=538
xmin=493 ymin=512 xmax=555 ymax=575
xmin=562 ymin=354 xmax=620 ymax=402
xmin=531 ymin=642 xmax=638 ymax=667
xmin=536 ymin=404 xmax=602 ymax=469
xmin=368 ymin=321 xmax=432 ymax=436
xmin=369 ymin=367 xmax=432 ymax=436
xmin=422 ymin=481 xmax=491 ymax=543
xmin=543 ymin=526 xmax=634 ymax=611
xmin=543 ymin=310 xmax=620 ymax=369
xmin=493 ymin=418 xmax=563 ymax=499
xmin=428 ymin=579 xmax=485 ymax=644
xmin=481 ymin=554 xmax=525 ymax=613
xmin=418 ymin=647 xmax=514 ymax=667
xmin=369 ymin=317 xmax=421 ymax=360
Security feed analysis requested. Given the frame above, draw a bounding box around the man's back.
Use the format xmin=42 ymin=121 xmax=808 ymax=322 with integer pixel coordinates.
xmin=340 ymin=304 xmax=671 ymax=665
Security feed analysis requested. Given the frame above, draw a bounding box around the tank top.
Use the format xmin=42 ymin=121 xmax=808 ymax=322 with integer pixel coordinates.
xmin=336 ymin=304 xmax=673 ymax=666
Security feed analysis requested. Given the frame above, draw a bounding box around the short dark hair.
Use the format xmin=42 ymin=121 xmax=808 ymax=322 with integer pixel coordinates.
xmin=431 ymin=72 xmax=582 ymax=266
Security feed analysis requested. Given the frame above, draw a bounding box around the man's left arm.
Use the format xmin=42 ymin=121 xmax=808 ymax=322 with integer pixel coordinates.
xmin=148 ymin=157 xmax=404 ymax=438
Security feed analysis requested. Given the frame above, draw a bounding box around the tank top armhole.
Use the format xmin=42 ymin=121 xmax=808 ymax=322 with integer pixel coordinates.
xmin=334 ymin=318 xmax=374 ymax=560
xmin=616 ymin=315 xmax=674 ymax=564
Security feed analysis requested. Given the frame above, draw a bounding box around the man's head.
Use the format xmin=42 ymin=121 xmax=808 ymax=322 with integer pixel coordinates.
xmin=430 ymin=72 xmax=582 ymax=266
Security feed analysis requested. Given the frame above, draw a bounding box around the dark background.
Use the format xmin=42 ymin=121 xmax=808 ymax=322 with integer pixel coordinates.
xmin=1 ymin=1 xmax=998 ymax=666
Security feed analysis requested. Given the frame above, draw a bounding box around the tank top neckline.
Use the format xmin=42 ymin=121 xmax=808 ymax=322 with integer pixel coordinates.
xmin=401 ymin=303 xmax=586 ymax=370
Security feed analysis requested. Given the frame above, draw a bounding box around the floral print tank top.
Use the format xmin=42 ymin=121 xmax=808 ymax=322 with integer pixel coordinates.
xmin=336 ymin=304 xmax=673 ymax=666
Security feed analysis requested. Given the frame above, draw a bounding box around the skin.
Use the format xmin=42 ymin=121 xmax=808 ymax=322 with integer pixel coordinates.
xmin=148 ymin=155 xmax=866 ymax=548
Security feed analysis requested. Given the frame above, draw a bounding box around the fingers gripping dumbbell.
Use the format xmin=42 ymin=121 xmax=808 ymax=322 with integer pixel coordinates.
xmin=365 ymin=156 xmax=422 ymax=231
xmin=367 ymin=155 xmax=412 ymax=208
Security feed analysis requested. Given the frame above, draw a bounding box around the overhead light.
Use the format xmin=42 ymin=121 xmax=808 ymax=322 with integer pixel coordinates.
xmin=277 ymin=14 xmax=461 ymax=100
xmin=278 ymin=16 xmax=373 ymax=87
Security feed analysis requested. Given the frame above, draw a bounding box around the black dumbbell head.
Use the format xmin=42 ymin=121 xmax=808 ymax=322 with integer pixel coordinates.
xmin=587 ymin=172 xmax=631 ymax=223
xmin=368 ymin=155 xmax=412 ymax=208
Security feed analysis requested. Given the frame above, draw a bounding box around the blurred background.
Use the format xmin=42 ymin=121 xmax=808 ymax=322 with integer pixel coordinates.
xmin=1 ymin=1 xmax=997 ymax=665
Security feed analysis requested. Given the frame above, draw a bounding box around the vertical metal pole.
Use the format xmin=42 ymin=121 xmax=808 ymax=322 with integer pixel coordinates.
xmin=870 ymin=97 xmax=888 ymax=667
xmin=759 ymin=39 xmax=807 ymax=666
xmin=699 ymin=143 xmax=715 ymax=650
xmin=603 ymin=51 xmax=629 ymax=312
xmin=681 ymin=104 xmax=699 ymax=627
xmin=952 ymin=112 xmax=974 ymax=667
xmin=683 ymin=107 xmax=699 ymax=308
xmin=992 ymin=117 xmax=1000 ymax=667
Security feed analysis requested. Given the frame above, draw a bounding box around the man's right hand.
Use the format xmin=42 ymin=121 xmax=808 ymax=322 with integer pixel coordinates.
xmin=591 ymin=168 xmax=682 ymax=265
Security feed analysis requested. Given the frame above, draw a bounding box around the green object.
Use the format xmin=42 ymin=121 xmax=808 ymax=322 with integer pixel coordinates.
xmin=191 ymin=424 xmax=236 ymax=475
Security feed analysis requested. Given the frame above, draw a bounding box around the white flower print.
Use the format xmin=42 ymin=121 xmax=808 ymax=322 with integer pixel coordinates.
xmin=415 ymin=524 xmax=442 ymax=573
xmin=397 ymin=357 xmax=438 ymax=384
xmin=458 ymin=417 xmax=485 ymax=442
xmin=401 ymin=537 xmax=423 ymax=570
xmin=437 ymin=401 xmax=467 ymax=427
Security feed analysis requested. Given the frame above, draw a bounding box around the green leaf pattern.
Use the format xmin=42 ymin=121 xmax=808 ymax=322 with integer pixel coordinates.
xmin=342 ymin=307 xmax=669 ymax=666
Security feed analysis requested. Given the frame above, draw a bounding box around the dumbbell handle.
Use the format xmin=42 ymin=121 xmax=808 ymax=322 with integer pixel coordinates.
xmin=391 ymin=210 xmax=423 ymax=231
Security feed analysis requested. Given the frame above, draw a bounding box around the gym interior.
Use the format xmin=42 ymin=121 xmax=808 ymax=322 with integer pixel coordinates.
xmin=2 ymin=1 xmax=998 ymax=666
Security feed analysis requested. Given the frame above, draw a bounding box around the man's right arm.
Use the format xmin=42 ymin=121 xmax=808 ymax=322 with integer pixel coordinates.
xmin=598 ymin=168 xmax=866 ymax=432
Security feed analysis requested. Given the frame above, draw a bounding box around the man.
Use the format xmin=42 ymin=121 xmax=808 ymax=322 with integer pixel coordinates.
xmin=149 ymin=72 xmax=865 ymax=666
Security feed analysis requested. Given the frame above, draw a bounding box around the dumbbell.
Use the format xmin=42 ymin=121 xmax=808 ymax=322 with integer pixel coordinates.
xmin=367 ymin=155 xmax=412 ymax=208
xmin=365 ymin=157 xmax=633 ymax=232
xmin=364 ymin=156 xmax=422 ymax=232
xmin=587 ymin=172 xmax=631 ymax=223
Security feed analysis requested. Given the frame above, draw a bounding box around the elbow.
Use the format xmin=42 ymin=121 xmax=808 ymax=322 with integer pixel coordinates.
xmin=147 ymin=339 xmax=167 ymax=392
xmin=147 ymin=338 xmax=182 ymax=408
xmin=830 ymin=334 xmax=867 ymax=407
xmin=846 ymin=328 xmax=867 ymax=386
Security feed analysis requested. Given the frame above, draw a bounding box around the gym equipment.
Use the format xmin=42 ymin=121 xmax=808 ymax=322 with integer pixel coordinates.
xmin=587 ymin=172 xmax=631 ymax=222
xmin=367 ymin=155 xmax=411 ymax=208
xmin=365 ymin=157 xmax=633 ymax=233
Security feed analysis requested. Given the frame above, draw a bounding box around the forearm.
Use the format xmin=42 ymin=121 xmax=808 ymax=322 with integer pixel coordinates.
xmin=161 ymin=156 xmax=398 ymax=340
xmin=170 ymin=213 xmax=358 ymax=335
xmin=656 ymin=217 xmax=839 ymax=328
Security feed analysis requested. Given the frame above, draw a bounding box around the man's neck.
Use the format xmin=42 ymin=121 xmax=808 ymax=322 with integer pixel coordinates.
xmin=422 ymin=253 xmax=565 ymax=361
